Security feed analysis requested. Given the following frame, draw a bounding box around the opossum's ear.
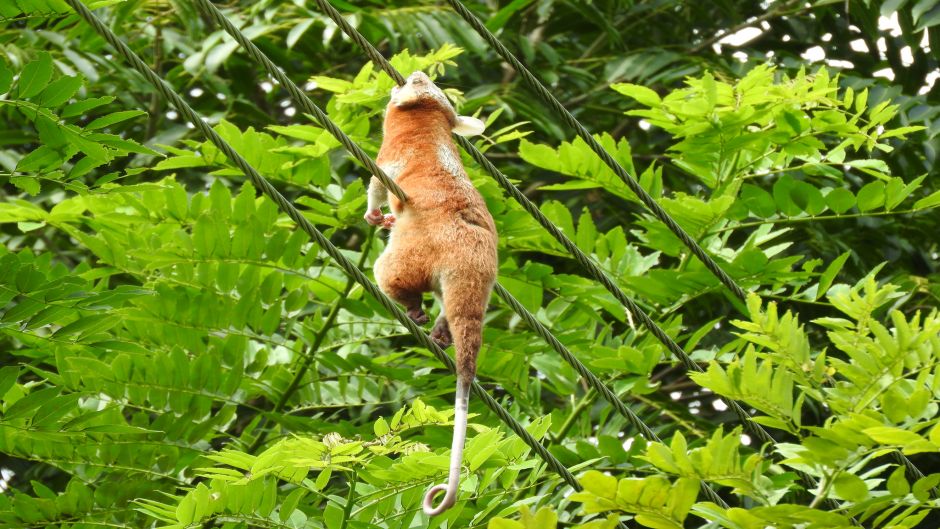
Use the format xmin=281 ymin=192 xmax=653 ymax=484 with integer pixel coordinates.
xmin=452 ymin=115 xmax=485 ymax=137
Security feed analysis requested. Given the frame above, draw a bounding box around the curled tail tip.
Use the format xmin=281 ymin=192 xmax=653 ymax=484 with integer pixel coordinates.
xmin=422 ymin=483 xmax=456 ymax=516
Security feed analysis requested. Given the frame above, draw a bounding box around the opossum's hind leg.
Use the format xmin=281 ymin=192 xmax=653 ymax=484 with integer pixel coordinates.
xmin=375 ymin=249 xmax=430 ymax=325
xmin=429 ymin=291 xmax=452 ymax=348
xmin=430 ymin=317 xmax=452 ymax=347
xmin=429 ymin=293 xmax=452 ymax=347
xmin=386 ymin=286 xmax=429 ymax=325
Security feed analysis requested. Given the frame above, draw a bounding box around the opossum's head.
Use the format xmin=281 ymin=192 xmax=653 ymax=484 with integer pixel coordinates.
xmin=388 ymin=71 xmax=485 ymax=137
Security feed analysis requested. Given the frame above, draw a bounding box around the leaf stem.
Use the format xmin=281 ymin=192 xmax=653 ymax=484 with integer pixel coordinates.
xmin=549 ymin=388 xmax=597 ymax=444
xmin=340 ymin=471 xmax=357 ymax=529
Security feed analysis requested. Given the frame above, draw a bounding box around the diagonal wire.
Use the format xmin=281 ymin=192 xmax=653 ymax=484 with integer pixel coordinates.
xmin=445 ymin=0 xmax=746 ymax=302
xmin=62 ymin=0 xmax=585 ymax=506
xmin=446 ymin=0 xmax=930 ymax=491
xmin=495 ymin=283 xmax=728 ymax=507
xmin=311 ymin=0 xmax=772 ymax=451
xmin=247 ymin=228 xmax=375 ymax=454
xmin=189 ymin=0 xmax=727 ymax=508
xmin=308 ymin=1 xmax=865 ymax=513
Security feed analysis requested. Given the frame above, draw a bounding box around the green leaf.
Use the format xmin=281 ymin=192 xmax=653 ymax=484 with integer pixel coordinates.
xmin=789 ymin=180 xmax=826 ymax=215
xmin=579 ymin=470 xmax=617 ymax=497
xmin=258 ymin=478 xmax=278 ymax=517
xmin=816 ymin=251 xmax=850 ymax=300
xmin=773 ymin=176 xmax=802 ymax=216
xmin=538 ymin=180 xmax=603 ymax=192
xmin=486 ymin=0 xmax=535 ymax=31
xmin=740 ymin=184 xmax=777 ymax=218
xmin=856 ymin=181 xmax=885 ymax=212
xmin=864 ymin=426 xmax=929 ymax=447
xmin=846 ymin=158 xmax=890 ymax=174
xmin=913 ymin=189 xmax=940 ymax=210
xmin=854 ymin=88 xmax=868 ymax=113
xmin=38 ymin=75 xmax=83 ymax=107
xmin=267 ymin=124 xmax=326 ymax=143
xmin=833 ymin=473 xmax=868 ymax=501
xmin=4 ymin=387 xmax=60 ymax=420
xmin=286 ymin=18 xmax=315 ymax=49
xmin=880 ymin=125 xmax=925 ymax=139
xmin=53 ymin=314 xmax=118 ymax=338
xmin=0 ymin=365 xmax=19 ymax=399
xmin=373 ymin=417 xmax=390 ymax=436
xmin=11 ymin=176 xmax=41 ymax=195
xmin=279 ymin=488 xmax=307 ymax=522
xmin=0 ymin=61 xmax=13 ymax=94
xmin=518 ymin=138 xmax=561 ymax=171
xmin=154 ymin=155 xmax=208 ymax=170
xmin=887 ymin=466 xmax=910 ymax=496
xmin=825 ymin=187 xmax=855 ymax=214
xmin=576 ymin=209 xmax=597 ymax=253
xmin=61 ymin=96 xmax=115 ymax=118
xmin=17 ymin=52 xmax=54 ymax=99
xmin=912 ymin=475 xmax=940 ymax=501
xmin=85 ymin=110 xmax=147 ymax=130
xmin=612 ymin=83 xmax=662 ymax=107
xmin=883 ymin=176 xmax=922 ymax=211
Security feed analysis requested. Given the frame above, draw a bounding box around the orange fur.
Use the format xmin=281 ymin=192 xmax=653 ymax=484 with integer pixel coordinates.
xmin=364 ymin=72 xmax=497 ymax=515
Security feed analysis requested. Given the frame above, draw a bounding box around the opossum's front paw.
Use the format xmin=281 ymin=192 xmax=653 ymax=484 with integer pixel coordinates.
xmin=381 ymin=214 xmax=396 ymax=229
xmin=364 ymin=209 xmax=385 ymax=226
xmin=406 ymin=306 xmax=429 ymax=325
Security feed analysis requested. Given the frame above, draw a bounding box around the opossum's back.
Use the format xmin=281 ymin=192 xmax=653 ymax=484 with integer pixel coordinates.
xmin=393 ymin=206 xmax=496 ymax=267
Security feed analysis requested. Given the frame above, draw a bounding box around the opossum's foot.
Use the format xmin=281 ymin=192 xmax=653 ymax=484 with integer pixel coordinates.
xmin=406 ymin=306 xmax=429 ymax=325
xmin=430 ymin=318 xmax=452 ymax=348
xmin=381 ymin=213 xmax=396 ymax=229
xmin=364 ymin=208 xmax=385 ymax=226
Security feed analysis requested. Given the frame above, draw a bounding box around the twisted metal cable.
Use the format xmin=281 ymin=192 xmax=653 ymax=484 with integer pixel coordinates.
xmin=192 ymin=0 xmax=727 ymax=508
xmin=495 ymin=284 xmax=728 ymax=508
xmin=447 ymin=0 xmax=931 ymax=492
xmin=186 ymin=0 xmax=730 ymax=507
xmin=63 ymin=0 xmax=581 ymax=498
xmin=311 ymin=0 xmax=927 ymax=512
xmin=446 ymin=0 xmax=747 ymax=302
xmin=311 ymin=0 xmax=771 ymax=445
xmin=307 ymin=2 xmax=869 ymax=512
xmin=219 ymin=4 xmax=408 ymax=202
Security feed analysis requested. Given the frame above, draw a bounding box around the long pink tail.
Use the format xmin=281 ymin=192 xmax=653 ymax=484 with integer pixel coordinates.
xmin=422 ymin=376 xmax=471 ymax=515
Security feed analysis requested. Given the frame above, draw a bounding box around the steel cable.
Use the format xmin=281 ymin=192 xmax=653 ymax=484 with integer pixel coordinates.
xmin=64 ymin=0 xmax=583 ymax=503
xmin=189 ymin=0 xmax=729 ymax=507
xmin=191 ymin=0 xmax=729 ymax=508
xmin=311 ymin=0 xmax=775 ymax=451
xmin=445 ymin=0 xmax=747 ymax=302
xmin=309 ymin=1 xmax=866 ymax=513
xmin=446 ymin=0 xmax=928 ymax=491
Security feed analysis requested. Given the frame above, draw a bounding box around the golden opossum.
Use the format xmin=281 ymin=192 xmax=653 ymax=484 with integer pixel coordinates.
xmin=364 ymin=71 xmax=498 ymax=516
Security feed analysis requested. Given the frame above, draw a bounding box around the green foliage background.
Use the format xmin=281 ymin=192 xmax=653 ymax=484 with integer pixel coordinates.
xmin=1 ymin=1 xmax=939 ymax=528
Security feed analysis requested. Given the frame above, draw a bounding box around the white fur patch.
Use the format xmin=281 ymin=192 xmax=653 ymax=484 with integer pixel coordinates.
xmin=379 ymin=161 xmax=404 ymax=180
xmin=368 ymin=161 xmax=404 ymax=211
xmin=390 ymin=84 xmax=418 ymax=106
xmin=437 ymin=144 xmax=463 ymax=178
